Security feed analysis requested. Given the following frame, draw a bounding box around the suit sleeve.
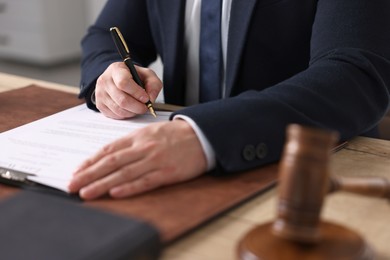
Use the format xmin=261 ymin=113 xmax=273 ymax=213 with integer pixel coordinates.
xmin=79 ymin=0 xmax=157 ymax=109
xmin=173 ymin=0 xmax=390 ymax=173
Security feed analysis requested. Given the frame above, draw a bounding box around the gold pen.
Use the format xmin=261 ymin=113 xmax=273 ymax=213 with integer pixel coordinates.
xmin=110 ymin=27 xmax=157 ymax=117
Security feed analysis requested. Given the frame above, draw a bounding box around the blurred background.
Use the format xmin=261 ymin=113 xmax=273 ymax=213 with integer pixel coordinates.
xmin=0 ymin=0 xmax=162 ymax=88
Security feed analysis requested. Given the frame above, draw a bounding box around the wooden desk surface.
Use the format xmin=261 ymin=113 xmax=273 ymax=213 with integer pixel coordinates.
xmin=1 ymin=72 xmax=389 ymax=260
xmin=0 ymin=72 xmax=79 ymax=94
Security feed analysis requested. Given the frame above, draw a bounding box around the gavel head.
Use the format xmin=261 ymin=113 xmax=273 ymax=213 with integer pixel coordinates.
xmin=272 ymin=124 xmax=339 ymax=243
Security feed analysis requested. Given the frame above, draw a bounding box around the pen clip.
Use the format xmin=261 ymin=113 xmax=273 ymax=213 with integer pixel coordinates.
xmin=110 ymin=27 xmax=131 ymax=60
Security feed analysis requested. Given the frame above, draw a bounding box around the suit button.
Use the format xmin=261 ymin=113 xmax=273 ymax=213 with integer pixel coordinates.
xmin=242 ymin=145 xmax=256 ymax=161
xmin=256 ymin=143 xmax=268 ymax=159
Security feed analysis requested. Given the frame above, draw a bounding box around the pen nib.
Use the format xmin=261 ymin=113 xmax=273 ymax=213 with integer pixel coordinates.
xmin=146 ymin=103 xmax=157 ymax=118
xmin=149 ymin=107 xmax=157 ymax=118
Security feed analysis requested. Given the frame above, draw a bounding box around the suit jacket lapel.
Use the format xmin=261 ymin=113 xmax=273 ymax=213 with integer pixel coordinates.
xmin=151 ymin=0 xmax=186 ymax=104
xmin=225 ymin=0 xmax=258 ymax=97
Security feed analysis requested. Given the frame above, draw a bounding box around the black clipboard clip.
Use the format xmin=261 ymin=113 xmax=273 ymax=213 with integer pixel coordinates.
xmin=0 ymin=167 xmax=81 ymax=201
xmin=0 ymin=167 xmax=36 ymax=187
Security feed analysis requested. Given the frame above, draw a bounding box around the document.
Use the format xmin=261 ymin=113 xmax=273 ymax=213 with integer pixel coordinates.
xmin=0 ymin=104 xmax=171 ymax=192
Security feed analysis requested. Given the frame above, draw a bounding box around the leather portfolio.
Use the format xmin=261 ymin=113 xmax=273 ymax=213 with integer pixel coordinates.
xmin=0 ymin=191 xmax=161 ymax=260
xmin=0 ymin=85 xmax=278 ymax=244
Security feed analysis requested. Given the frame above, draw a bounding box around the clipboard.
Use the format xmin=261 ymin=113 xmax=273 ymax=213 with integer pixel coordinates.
xmin=0 ymin=85 xmax=279 ymax=243
xmin=0 ymin=85 xmax=84 ymax=198
xmin=0 ymin=166 xmax=81 ymax=200
xmin=0 ymin=84 xmax=182 ymax=198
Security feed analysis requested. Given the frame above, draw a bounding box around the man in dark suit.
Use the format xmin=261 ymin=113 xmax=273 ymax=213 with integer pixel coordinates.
xmin=69 ymin=0 xmax=390 ymax=200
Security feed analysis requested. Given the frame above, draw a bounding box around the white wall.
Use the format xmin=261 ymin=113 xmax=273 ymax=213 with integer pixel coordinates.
xmin=84 ymin=0 xmax=108 ymax=25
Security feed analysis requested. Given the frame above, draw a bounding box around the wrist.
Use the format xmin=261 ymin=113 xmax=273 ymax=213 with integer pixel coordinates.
xmin=172 ymin=115 xmax=216 ymax=171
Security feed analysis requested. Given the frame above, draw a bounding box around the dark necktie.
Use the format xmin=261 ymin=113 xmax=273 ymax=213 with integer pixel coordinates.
xmin=199 ymin=0 xmax=223 ymax=102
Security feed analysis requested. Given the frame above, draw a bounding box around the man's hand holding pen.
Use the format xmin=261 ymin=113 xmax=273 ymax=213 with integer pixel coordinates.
xmin=109 ymin=26 xmax=157 ymax=117
xmin=93 ymin=27 xmax=159 ymax=119
xmin=68 ymin=26 xmax=208 ymax=200
xmin=70 ymin=62 xmax=207 ymax=200
xmin=94 ymin=61 xmax=161 ymax=119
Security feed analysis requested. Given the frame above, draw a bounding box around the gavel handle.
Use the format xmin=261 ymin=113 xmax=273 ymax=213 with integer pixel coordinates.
xmin=329 ymin=176 xmax=390 ymax=199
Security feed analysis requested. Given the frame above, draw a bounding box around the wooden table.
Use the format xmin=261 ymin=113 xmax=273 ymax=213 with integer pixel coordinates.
xmin=1 ymin=72 xmax=389 ymax=260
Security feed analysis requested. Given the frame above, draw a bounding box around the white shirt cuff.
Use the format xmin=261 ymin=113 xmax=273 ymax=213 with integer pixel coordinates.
xmin=173 ymin=115 xmax=216 ymax=171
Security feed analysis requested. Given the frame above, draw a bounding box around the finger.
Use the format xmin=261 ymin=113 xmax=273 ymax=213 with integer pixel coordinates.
xmin=69 ymin=154 xmax=142 ymax=195
xmin=96 ymin=74 xmax=137 ymax=118
xmin=107 ymin=86 xmax=148 ymax=115
xmin=69 ymin=138 xmax=140 ymax=191
xmin=136 ymin=67 xmax=163 ymax=102
xmin=109 ymin=169 xmax=170 ymax=198
xmin=112 ymin=66 xmax=151 ymax=105
xmin=74 ymin=133 xmax=136 ymax=172
xmin=96 ymin=101 xmax=134 ymax=120
xmin=96 ymin=76 xmax=145 ymax=117
xmin=78 ymin=158 xmax=154 ymax=200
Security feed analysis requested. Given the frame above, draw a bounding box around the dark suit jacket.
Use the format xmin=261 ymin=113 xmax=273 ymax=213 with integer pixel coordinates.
xmin=80 ymin=0 xmax=390 ymax=173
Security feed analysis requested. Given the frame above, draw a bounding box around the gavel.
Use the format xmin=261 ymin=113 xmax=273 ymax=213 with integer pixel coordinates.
xmin=237 ymin=124 xmax=390 ymax=260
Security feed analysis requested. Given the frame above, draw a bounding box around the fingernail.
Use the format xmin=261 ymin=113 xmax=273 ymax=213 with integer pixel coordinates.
xmin=79 ymin=188 xmax=90 ymax=200
xmin=72 ymin=169 xmax=80 ymax=176
xmin=139 ymin=95 xmax=149 ymax=103
xmin=149 ymin=90 xmax=159 ymax=102
xmin=67 ymin=183 xmax=74 ymax=192
xmin=110 ymin=187 xmax=123 ymax=197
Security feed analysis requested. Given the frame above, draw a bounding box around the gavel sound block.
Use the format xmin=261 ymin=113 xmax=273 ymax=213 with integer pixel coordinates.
xmin=237 ymin=124 xmax=390 ymax=260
